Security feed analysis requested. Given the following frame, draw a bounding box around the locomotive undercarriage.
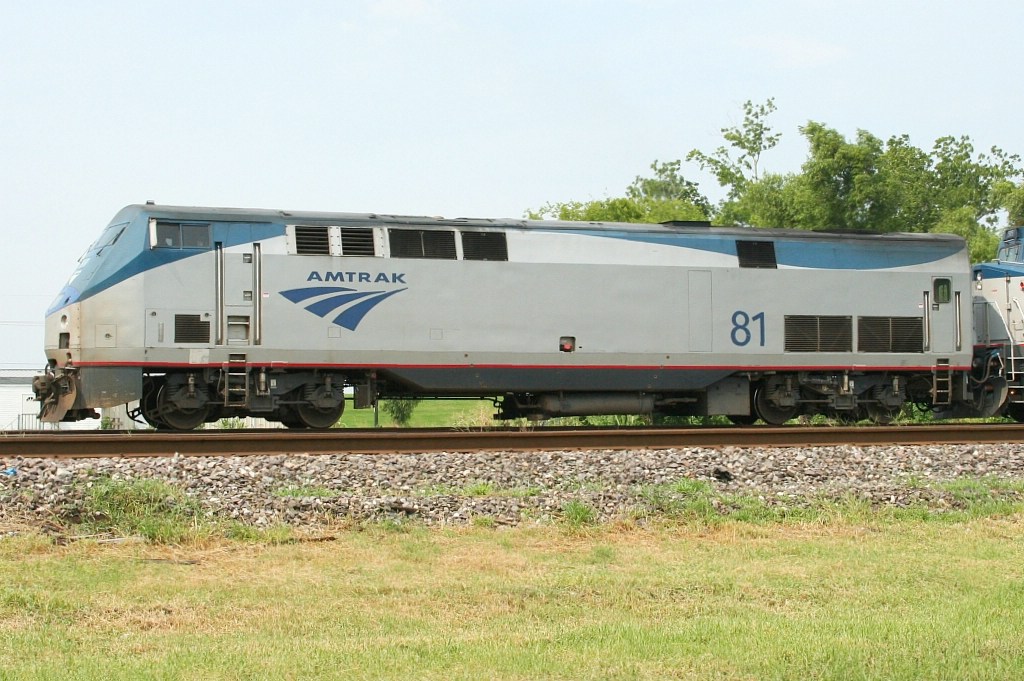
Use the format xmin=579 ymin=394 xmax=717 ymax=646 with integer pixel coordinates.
xmin=496 ymin=367 xmax=1006 ymax=425
xmin=131 ymin=368 xmax=347 ymax=430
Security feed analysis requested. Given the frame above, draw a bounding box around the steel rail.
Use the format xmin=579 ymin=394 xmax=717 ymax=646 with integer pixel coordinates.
xmin=3 ymin=424 xmax=1024 ymax=459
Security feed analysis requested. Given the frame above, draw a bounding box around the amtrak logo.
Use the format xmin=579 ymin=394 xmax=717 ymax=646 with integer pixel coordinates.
xmin=280 ymin=285 xmax=407 ymax=331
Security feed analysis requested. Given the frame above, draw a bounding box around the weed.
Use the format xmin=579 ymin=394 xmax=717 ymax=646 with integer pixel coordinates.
xmin=81 ymin=477 xmax=211 ymax=543
xmin=470 ymin=515 xmax=497 ymax=529
xmin=561 ymin=500 xmax=598 ymax=529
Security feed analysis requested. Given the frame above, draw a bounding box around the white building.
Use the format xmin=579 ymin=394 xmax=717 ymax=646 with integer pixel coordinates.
xmin=0 ymin=369 xmax=100 ymax=430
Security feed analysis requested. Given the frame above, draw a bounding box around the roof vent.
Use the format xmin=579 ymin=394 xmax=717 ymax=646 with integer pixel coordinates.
xmin=660 ymin=220 xmax=711 ymax=228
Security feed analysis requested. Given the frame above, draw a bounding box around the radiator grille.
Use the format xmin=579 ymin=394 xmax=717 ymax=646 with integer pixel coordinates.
xmin=784 ymin=315 xmax=852 ymax=352
xmin=389 ymin=229 xmax=457 ymax=259
xmin=174 ymin=314 xmax=210 ymax=344
xmin=462 ymin=231 xmax=509 ymax=261
xmin=858 ymin=316 xmax=923 ymax=353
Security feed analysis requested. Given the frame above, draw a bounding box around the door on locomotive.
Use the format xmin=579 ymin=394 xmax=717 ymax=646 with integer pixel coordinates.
xmin=926 ymin=276 xmax=961 ymax=354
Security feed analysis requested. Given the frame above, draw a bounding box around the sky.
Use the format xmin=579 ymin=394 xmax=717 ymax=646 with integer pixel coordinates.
xmin=1 ymin=0 xmax=1022 ymax=368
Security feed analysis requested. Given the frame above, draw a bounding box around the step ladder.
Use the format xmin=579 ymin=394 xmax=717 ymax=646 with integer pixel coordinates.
xmin=932 ymin=359 xmax=952 ymax=406
xmin=223 ymin=355 xmax=249 ymax=408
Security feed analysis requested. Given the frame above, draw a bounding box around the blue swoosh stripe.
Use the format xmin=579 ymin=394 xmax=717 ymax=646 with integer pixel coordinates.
xmin=333 ymin=289 xmax=407 ymax=330
xmin=280 ymin=286 xmax=355 ymax=303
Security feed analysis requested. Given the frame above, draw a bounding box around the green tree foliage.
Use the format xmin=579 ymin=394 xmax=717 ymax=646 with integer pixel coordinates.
xmin=686 ymin=99 xmax=1022 ymax=261
xmin=686 ymin=98 xmax=782 ymax=201
xmin=996 ymin=181 xmax=1024 ymax=226
xmin=381 ymin=398 xmax=420 ymax=426
xmin=530 ymin=98 xmax=1022 ymax=263
xmin=528 ymin=160 xmax=710 ymax=224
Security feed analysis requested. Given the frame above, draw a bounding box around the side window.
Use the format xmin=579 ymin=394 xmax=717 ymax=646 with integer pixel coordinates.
xmin=152 ymin=221 xmax=212 ymax=250
xmin=155 ymin=222 xmax=181 ymax=248
xmin=182 ymin=224 xmax=211 ymax=248
xmin=933 ymin=278 xmax=951 ymax=304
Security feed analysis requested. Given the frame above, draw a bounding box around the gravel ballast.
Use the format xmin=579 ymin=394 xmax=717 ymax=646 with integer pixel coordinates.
xmin=3 ymin=444 xmax=1024 ymax=529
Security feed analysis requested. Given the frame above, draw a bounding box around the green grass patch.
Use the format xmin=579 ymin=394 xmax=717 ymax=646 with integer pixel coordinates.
xmin=81 ymin=477 xmax=211 ymax=543
xmin=338 ymin=398 xmax=497 ymax=428
xmin=636 ymin=476 xmax=1024 ymax=526
xmin=561 ymin=499 xmax=599 ymax=528
xmin=77 ymin=478 xmax=296 ymax=544
xmin=2 ymin=521 xmax=1024 ymax=678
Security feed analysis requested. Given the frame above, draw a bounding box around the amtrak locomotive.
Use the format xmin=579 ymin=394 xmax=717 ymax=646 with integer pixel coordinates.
xmin=32 ymin=203 xmax=1014 ymax=429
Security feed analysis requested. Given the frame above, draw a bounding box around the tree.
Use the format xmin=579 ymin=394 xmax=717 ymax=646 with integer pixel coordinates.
xmin=686 ymin=98 xmax=781 ymax=202
xmin=626 ymin=159 xmax=712 ymax=217
xmin=686 ymin=100 xmax=1022 ymax=260
xmin=996 ymin=181 xmax=1024 ymax=227
xmin=528 ymin=161 xmax=709 ymax=224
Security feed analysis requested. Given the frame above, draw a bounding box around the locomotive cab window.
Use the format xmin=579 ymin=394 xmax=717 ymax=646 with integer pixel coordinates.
xmin=933 ymin=278 xmax=951 ymax=304
xmin=151 ymin=220 xmax=212 ymax=250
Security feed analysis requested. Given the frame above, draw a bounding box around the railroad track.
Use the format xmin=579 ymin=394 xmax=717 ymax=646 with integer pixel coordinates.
xmin=3 ymin=424 xmax=1024 ymax=458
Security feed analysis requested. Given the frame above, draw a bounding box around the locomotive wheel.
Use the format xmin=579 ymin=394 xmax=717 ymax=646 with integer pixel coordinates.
xmin=753 ymin=385 xmax=798 ymax=425
xmin=277 ymin=406 xmax=305 ymax=429
xmin=294 ymin=401 xmax=344 ymax=429
xmin=726 ymin=414 xmax=759 ymax=426
xmin=156 ymin=384 xmax=209 ymax=431
xmin=139 ymin=378 xmax=167 ymax=429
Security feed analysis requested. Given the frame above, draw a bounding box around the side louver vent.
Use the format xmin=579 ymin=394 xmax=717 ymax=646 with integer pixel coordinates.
xmin=784 ymin=315 xmax=852 ymax=352
xmin=174 ymin=314 xmax=211 ymax=344
xmin=340 ymin=228 xmax=376 ymax=256
xmin=858 ymin=317 xmax=924 ymax=353
xmin=295 ymin=226 xmax=331 ymax=255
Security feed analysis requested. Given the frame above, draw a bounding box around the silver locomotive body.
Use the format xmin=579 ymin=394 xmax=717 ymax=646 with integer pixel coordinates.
xmin=35 ymin=204 xmax=1003 ymax=429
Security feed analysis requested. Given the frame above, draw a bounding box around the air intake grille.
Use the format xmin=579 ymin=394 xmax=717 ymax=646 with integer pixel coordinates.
xmin=389 ymin=229 xmax=457 ymax=259
xmin=858 ymin=316 xmax=923 ymax=353
xmin=174 ymin=314 xmax=211 ymax=344
xmin=294 ymin=226 xmax=331 ymax=255
xmin=737 ymin=240 xmax=777 ymax=268
xmin=462 ymin=231 xmax=508 ymax=261
xmin=784 ymin=315 xmax=852 ymax=352
xmin=340 ymin=228 xmax=375 ymax=256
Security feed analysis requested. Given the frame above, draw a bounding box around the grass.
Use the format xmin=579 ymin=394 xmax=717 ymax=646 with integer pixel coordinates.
xmin=338 ymin=398 xmax=498 ymax=428
xmin=1 ymin=520 xmax=1024 ymax=679
xmin=77 ymin=477 xmax=294 ymax=544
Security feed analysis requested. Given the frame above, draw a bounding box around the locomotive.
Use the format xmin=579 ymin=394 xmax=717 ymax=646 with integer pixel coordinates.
xmin=32 ymin=203 xmax=1013 ymax=429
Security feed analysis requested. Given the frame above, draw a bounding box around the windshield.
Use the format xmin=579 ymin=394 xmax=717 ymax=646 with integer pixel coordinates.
xmin=81 ymin=221 xmax=129 ymax=261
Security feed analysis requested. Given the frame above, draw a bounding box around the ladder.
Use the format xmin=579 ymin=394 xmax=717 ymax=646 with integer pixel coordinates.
xmin=932 ymin=359 xmax=953 ymax=406
xmin=223 ymin=355 xmax=249 ymax=408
